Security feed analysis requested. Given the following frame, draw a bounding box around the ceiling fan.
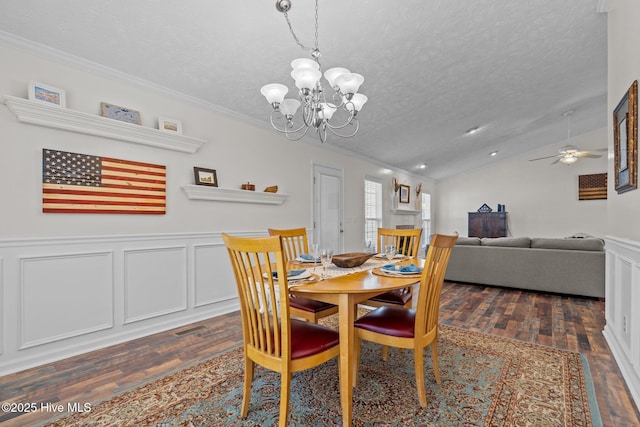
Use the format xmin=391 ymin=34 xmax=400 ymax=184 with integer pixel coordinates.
xmin=529 ymin=109 xmax=606 ymax=165
xmin=529 ymin=144 xmax=608 ymax=165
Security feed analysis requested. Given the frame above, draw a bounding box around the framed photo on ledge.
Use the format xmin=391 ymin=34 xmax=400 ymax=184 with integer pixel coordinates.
xmin=193 ymin=167 xmax=218 ymax=187
xmin=29 ymin=81 xmax=66 ymax=107
xmin=158 ymin=117 xmax=182 ymax=134
xmin=613 ymin=80 xmax=638 ymax=194
xmin=399 ymin=184 xmax=410 ymax=203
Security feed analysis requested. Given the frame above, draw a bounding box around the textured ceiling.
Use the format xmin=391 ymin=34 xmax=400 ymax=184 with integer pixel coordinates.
xmin=0 ymin=0 xmax=608 ymax=181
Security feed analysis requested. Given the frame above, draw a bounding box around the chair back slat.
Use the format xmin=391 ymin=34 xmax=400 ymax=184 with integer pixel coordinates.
xmin=377 ymin=227 xmax=422 ymax=256
xmin=268 ymin=228 xmax=309 ymax=262
xmin=414 ymin=233 xmax=458 ymax=337
xmin=223 ymin=234 xmax=291 ymax=359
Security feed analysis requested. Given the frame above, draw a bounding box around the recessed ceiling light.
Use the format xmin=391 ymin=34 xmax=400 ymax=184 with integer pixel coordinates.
xmin=418 ymin=163 xmax=427 ymax=169
xmin=489 ymin=151 xmax=498 ymax=157
xmin=464 ymin=126 xmax=481 ymax=136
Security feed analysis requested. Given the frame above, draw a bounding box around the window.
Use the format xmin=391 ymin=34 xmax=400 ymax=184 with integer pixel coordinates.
xmin=420 ymin=192 xmax=431 ymax=248
xmin=364 ymin=177 xmax=382 ymax=249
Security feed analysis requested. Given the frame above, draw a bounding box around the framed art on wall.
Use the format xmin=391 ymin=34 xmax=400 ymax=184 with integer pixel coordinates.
xmin=193 ymin=167 xmax=218 ymax=187
xmin=399 ymin=184 xmax=410 ymax=203
xmin=613 ymin=80 xmax=638 ymax=194
xmin=29 ymin=81 xmax=66 ymax=107
xmin=158 ymin=117 xmax=182 ymax=134
xmin=100 ymin=102 xmax=142 ymax=125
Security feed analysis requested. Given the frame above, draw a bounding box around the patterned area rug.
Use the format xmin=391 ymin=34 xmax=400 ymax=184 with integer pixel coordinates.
xmin=41 ymin=316 xmax=601 ymax=427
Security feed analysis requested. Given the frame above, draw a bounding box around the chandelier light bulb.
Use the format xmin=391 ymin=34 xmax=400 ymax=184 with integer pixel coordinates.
xmin=319 ymin=103 xmax=337 ymax=120
xmin=345 ymin=93 xmax=368 ymax=113
xmin=260 ymin=83 xmax=288 ymax=105
xmin=291 ymin=68 xmax=321 ymax=90
xmin=324 ymin=67 xmax=350 ymax=88
xmin=279 ymin=98 xmax=301 ymax=116
xmin=291 ymin=57 xmax=319 ymax=71
xmin=334 ymin=73 xmax=364 ymax=96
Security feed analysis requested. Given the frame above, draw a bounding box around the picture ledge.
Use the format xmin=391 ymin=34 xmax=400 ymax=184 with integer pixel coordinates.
xmin=2 ymin=95 xmax=207 ymax=153
xmin=181 ymin=185 xmax=289 ymax=205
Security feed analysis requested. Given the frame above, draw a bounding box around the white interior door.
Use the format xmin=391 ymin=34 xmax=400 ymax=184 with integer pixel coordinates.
xmin=312 ymin=163 xmax=344 ymax=253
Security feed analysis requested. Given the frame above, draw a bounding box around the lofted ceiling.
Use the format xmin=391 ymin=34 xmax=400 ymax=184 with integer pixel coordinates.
xmin=0 ymin=0 xmax=608 ymax=181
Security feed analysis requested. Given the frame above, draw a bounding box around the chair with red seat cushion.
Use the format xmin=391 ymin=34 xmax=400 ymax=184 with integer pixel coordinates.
xmin=268 ymin=228 xmax=338 ymax=322
xmin=362 ymin=227 xmax=423 ymax=309
xmin=223 ymin=233 xmax=340 ymax=426
xmin=353 ymin=233 xmax=458 ymax=407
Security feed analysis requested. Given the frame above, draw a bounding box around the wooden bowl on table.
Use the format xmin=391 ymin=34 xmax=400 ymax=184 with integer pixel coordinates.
xmin=332 ymin=252 xmax=375 ymax=268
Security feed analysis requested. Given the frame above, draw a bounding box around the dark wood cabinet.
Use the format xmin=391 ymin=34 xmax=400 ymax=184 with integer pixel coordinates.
xmin=468 ymin=212 xmax=507 ymax=238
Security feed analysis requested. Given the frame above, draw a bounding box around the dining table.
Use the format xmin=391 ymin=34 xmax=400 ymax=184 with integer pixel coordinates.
xmin=287 ymin=257 xmax=422 ymax=427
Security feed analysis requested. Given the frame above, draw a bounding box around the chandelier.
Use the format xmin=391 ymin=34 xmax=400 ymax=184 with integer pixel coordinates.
xmin=260 ymin=0 xmax=367 ymax=143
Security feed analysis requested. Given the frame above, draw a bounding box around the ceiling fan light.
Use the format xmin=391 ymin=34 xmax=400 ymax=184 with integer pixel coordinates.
xmin=260 ymin=83 xmax=288 ymax=105
xmin=559 ymin=155 xmax=578 ymax=165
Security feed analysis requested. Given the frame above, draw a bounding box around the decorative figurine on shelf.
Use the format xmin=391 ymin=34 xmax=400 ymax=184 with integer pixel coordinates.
xmin=477 ymin=203 xmax=492 ymax=212
xmin=241 ymin=182 xmax=255 ymax=191
xmin=392 ymin=177 xmax=399 ymax=209
xmin=264 ymin=185 xmax=278 ymax=193
xmin=497 ymin=204 xmax=506 ymax=212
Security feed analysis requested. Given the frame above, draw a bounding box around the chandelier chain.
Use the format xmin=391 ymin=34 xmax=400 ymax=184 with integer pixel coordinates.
xmin=282 ymin=0 xmax=320 ymax=63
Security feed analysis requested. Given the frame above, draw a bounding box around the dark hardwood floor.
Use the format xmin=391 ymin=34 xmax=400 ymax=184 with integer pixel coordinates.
xmin=1 ymin=281 xmax=639 ymax=426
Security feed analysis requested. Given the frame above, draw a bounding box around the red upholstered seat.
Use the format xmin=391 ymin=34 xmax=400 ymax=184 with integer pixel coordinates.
xmin=290 ymin=295 xmax=336 ymax=313
xmin=290 ymin=319 xmax=340 ymax=359
xmin=354 ymin=306 xmax=415 ymax=338
xmin=367 ymin=288 xmax=412 ymax=306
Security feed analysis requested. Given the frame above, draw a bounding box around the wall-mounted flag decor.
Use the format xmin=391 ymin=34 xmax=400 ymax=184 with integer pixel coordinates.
xmin=42 ymin=149 xmax=166 ymax=214
xmin=578 ymin=173 xmax=607 ymax=200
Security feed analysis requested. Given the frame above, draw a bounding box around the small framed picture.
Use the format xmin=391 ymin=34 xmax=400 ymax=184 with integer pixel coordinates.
xmin=399 ymin=184 xmax=410 ymax=203
xmin=28 ymin=81 xmax=66 ymax=107
xmin=158 ymin=117 xmax=182 ymax=134
xmin=193 ymin=167 xmax=218 ymax=187
xmin=100 ymin=102 xmax=142 ymax=125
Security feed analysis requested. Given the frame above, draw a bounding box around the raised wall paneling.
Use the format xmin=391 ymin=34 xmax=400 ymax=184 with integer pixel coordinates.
xmin=193 ymin=243 xmax=237 ymax=307
xmin=123 ymin=246 xmax=188 ymax=324
xmin=2 ymin=95 xmax=207 ymax=153
xmin=19 ymin=251 xmax=114 ymax=349
xmin=0 ymin=232 xmax=241 ymax=375
xmin=604 ymin=236 xmax=640 ymax=409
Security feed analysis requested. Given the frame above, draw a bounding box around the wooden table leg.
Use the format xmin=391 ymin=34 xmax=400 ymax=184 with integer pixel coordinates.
xmin=337 ymin=293 xmax=355 ymax=427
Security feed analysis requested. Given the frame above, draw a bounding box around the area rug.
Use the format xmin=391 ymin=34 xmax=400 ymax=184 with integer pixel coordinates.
xmin=40 ymin=318 xmax=601 ymax=427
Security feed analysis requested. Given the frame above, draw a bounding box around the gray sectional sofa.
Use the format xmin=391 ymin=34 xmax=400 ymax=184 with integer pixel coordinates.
xmin=444 ymin=236 xmax=605 ymax=298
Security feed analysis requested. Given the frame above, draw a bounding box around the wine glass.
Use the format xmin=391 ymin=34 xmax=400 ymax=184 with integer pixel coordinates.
xmin=362 ymin=240 xmax=372 ymax=254
xmin=320 ymin=249 xmax=334 ymax=279
xmin=310 ymin=243 xmax=320 ymax=263
xmin=384 ymin=244 xmax=396 ymax=262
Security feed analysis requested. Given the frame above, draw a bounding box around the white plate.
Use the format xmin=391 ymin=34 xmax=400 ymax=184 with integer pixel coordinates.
xmin=294 ymin=256 xmax=320 ymax=263
xmin=264 ymin=269 xmax=311 ymax=281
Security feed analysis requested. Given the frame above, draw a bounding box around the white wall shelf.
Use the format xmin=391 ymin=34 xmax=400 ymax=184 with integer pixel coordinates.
xmin=2 ymin=95 xmax=206 ymax=153
xmin=391 ymin=209 xmax=422 ymax=215
xmin=181 ymin=185 xmax=289 ymax=205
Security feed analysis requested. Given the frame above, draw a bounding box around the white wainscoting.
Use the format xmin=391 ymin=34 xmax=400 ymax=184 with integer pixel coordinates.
xmin=604 ymin=236 xmax=640 ymax=409
xmin=0 ymin=231 xmax=254 ymax=375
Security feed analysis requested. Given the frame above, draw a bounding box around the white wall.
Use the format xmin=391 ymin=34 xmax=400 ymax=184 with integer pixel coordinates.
xmin=435 ymin=127 xmax=608 ymax=238
xmin=0 ymin=41 xmax=433 ymax=373
xmin=607 ymin=0 xmax=640 ymax=242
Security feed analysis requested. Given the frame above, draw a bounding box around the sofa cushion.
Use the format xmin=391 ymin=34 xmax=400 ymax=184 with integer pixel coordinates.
xmin=480 ymin=237 xmax=531 ymax=248
xmin=456 ymin=237 xmax=481 ymax=246
xmin=530 ymin=237 xmax=604 ymax=251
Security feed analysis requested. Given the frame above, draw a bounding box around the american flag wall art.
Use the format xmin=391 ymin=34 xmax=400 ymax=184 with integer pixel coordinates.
xmin=42 ymin=149 xmax=166 ymax=214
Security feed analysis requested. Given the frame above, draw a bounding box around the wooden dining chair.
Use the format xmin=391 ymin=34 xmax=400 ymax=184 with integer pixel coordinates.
xmin=353 ymin=233 xmax=458 ymax=407
xmin=268 ymin=228 xmax=338 ymax=322
xmin=222 ymin=233 xmax=340 ymax=426
xmin=362 ymin=227 xmax=423 ymax=309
